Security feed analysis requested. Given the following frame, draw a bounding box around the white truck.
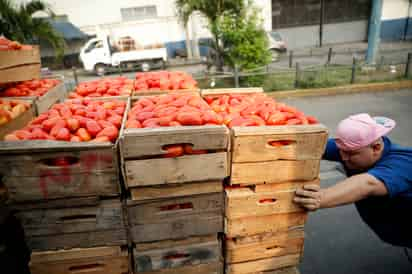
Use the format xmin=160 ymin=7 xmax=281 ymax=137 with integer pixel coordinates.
xmin=79 ymin=35 xmax=168 ymax=75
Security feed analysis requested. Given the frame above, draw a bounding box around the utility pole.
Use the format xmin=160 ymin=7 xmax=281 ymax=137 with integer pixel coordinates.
xmin=366 ymin=0 xmax=383 ymax=64
xmin=319 ymin=0 xmax=325 ymax=48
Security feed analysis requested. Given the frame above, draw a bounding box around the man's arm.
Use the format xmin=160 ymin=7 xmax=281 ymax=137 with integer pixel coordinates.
xmin=293 ymin=173 xmax=388 ymax=211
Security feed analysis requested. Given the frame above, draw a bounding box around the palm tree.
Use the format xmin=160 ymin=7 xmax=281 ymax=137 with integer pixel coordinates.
xmin=175 ymin=0 xmax=244 ymax=71
xmin=0 ymin=0 xmax=65 ymax=58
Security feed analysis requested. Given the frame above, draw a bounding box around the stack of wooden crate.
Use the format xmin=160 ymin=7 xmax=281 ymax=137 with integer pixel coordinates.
xmin=119 ymin=96 xmax=230 ymax=274
xmin=225 ymin=125 xmax=328 ymax=274
xmin=0 ymin=100 xmax=129 ymax=274
xmin=0 ymin=44 xmax=67 ymax=116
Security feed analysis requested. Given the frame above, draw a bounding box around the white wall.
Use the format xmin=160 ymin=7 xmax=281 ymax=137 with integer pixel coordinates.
xmin=254 ymin=0 xmax=272 ymax=31
xmin=382 ymin=0 xmax=410 ymax=20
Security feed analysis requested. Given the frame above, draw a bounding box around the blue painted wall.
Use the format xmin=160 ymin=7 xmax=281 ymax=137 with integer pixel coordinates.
xmin=381 ymin=17 xmax=411 ymax=40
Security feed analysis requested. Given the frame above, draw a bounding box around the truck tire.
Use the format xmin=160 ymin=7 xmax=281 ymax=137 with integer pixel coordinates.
xmin=94 ymin=63 xmax=106 ymax=76
xmin=141 ymin=62 xmax=151 ymax=72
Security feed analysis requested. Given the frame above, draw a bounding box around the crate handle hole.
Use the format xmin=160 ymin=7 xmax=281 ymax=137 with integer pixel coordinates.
xmin=40 ymin=156 xmax=80 ymax=167
xmin=258 ymin=198 xmax=277 ymax=205
xmin=60 ymin=214 xmax=97 ymax=222
xmin=163 ymin=253 xmax=190 ymax=260
xmin=265 ymin=245 xmax=284 ymax=251
xmin=267 ymin=140 xmax=296 ymax=147
xmin=69 ymin=263 xmax=105 ymax=273
xmin=159 ymin=202 xmax=193 ymax=212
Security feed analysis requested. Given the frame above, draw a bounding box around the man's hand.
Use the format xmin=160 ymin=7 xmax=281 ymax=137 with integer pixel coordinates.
xmin=293 ymin=184 xmax=322 ymax=211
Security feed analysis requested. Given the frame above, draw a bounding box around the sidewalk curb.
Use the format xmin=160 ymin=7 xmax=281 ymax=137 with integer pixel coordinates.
xmin=267 ymin=80 xmax=412 ymax=99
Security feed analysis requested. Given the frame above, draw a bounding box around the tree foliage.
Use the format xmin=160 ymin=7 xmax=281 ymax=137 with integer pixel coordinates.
xmin=0 ymin=0 xmax=65 ymax=58
xmin=175 ymin=0 xmax=270 ymax=73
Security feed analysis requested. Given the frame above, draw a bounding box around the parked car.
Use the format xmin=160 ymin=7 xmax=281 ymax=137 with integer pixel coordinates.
xmin=267 ymin=31 xmax=287 ymax=61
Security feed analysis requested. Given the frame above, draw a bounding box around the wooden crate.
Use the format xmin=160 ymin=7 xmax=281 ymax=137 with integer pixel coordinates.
xmin=0 ymin=99 xmax=35 ymax=140
xmin=225 ymin=253 xmax=301 ymax=274
xmin=0 ymin=98 xmax=129 ymax=202
xmin=0 ymin=46 xmax=41 ymax=83
xmin=225 ymin=212 xmax=306 ymax=238
xmin=134 ymin=235 xmax=222 ymax=274
xmin=225 ymin=180 xmax=319 ymax=219
xmin=30 ymin=246 xmax=129 ymax=274
xmin=225 ymin=230 xmax=304 ymax=263
xmin=230 ymin=124 xmax=327 ymax=185
xmin=14 ymin=198 xmax=127 ymax=251
xmin=128 ymin=193 xmax=223 ymax=243
xmin=120 ymin=125 xmax=229 ymax=188
xmin=130 ymin=180 xmax=223 ymax=201
xmin=4 ymin=79 xmax=67 ymax=115
xmin=201 ymin=87 xmax=263 ymax=97
xmin=231 ymin=125 xmax=328 ymax=163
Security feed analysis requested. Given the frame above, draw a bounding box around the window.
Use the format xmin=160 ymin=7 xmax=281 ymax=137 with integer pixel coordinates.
xmin=272 ymin=0 xmax=371 ymax=29
xmin=121 ymin=6 xmax=157 ymax=21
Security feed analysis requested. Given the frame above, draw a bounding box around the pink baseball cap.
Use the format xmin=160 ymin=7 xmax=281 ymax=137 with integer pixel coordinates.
xmin=335 ymin=113 xmax=396 ymax=151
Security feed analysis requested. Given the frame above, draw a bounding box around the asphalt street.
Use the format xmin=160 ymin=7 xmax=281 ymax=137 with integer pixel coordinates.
xmin=281 ymin=89 xmax=412 ymax=274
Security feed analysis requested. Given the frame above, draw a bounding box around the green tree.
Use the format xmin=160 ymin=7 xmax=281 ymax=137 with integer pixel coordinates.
xmin=218 ymin=5 xmax=270 ymax=71
xmin=175 ymin=0 xmax=244 ymax=71
xmin=0 ymin=0 xmax=65 ymax=58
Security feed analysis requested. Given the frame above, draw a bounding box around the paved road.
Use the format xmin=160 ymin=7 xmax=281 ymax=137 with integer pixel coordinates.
xmin=280 ymin=90 xmax=412 ymax=274
xmin=55 ymin=43 xmax=412 ymax=88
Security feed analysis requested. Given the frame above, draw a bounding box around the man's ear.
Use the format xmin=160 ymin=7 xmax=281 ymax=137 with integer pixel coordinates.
xmin=371 ymin=140 xmax=383 ymax=154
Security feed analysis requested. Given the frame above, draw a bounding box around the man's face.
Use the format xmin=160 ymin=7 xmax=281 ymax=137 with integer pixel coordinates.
xmin=339 ymin=145 xmax=377 ymax=171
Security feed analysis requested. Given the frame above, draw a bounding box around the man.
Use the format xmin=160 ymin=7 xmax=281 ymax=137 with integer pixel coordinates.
xmin=293 ymin=113 xmax=412 ymax=249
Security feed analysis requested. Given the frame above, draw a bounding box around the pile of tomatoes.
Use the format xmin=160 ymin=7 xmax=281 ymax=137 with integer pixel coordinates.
xmin=204 ymin=93 xmax=318 ymax=127
xmin=126 ymin=93 xmax=222 ymax=129
xmin=0 ymin=37 xmax=33 ymax=51
xmin=134 ymin=71 xmax=198 ymax=92
xmin=4 ymin=99 xmax=125 ymax=143
xmin=0 ymin=79 xmax=61 ymax=97
xmin=68 ymin=77 xmax=133 ymax=98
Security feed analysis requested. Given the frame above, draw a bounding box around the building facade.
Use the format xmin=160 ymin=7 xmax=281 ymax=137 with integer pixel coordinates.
xmin=13 ymin=0 xmax=412 ymax=57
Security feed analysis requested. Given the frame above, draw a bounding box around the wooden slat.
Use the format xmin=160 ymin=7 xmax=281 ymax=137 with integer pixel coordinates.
xmin=128 ymin=192 xmax=223 ymax=221
xmin=0 ymin=64 xmax=41 ymax=83
xmin=134 ymin=235 xmax=221 ymax=272
xmin=225 ymin=254 xmax=301 ymax=274
xmin=18 ymin=199 xmax=124 ymax=236
xmin=225 ymin=180 xmax=319 ymax=219
xmin=261 ymin=267 xmax=300 ymax=274
xmin=30 ymin=246 xmax=129 ymax=274
xmin=4 ymin=171 xmax=119 ymax=202
xmin=130 ymin=213 xmax=222 ymax=243
xmin=231 ymin=125 xmax=328 ymax=163
xmin=35 ymin=82 xmax=67 ymax=114
xmin=225 ymin=230 xmax=304 ymax=263
xmin=201 ymin=87 xmax=263 ymax=97
xmin=0 ymin=46 xmax=40 ymax=69
xmin=27 ymin=228 xmax=127 ymax=251
xmin=0 ymin=102 xmax=35 ymax=140
xmin=120 ymin=125 xmax=228 ymax=158
xmin=30 ymin=246 xmax=122 ymax=262
xmin=230 ymin=160 xmax=320 ymax=185
xmin=128 ymin=193 xmax=223 ymax=243
xmin=225 ymin=212 xmax=307 ymax=238
xmin=125 ymin=152 xmax=228 ymax=187
xmin=10 ymin=196 xmax=100 ymax=211
xmin=130 ymin=181 xmax=223 ymax=201
xmin=136 ymin=261 xmax=223 ymax=274
xmin=0 ymin=148 xmax=117 ymax=177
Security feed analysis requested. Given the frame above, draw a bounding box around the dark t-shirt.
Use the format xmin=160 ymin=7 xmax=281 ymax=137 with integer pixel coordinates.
xmin=323 ymin=137 xmax=412 ymax=247
xmin=324 ymin=137 xmax=412 ymax=199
